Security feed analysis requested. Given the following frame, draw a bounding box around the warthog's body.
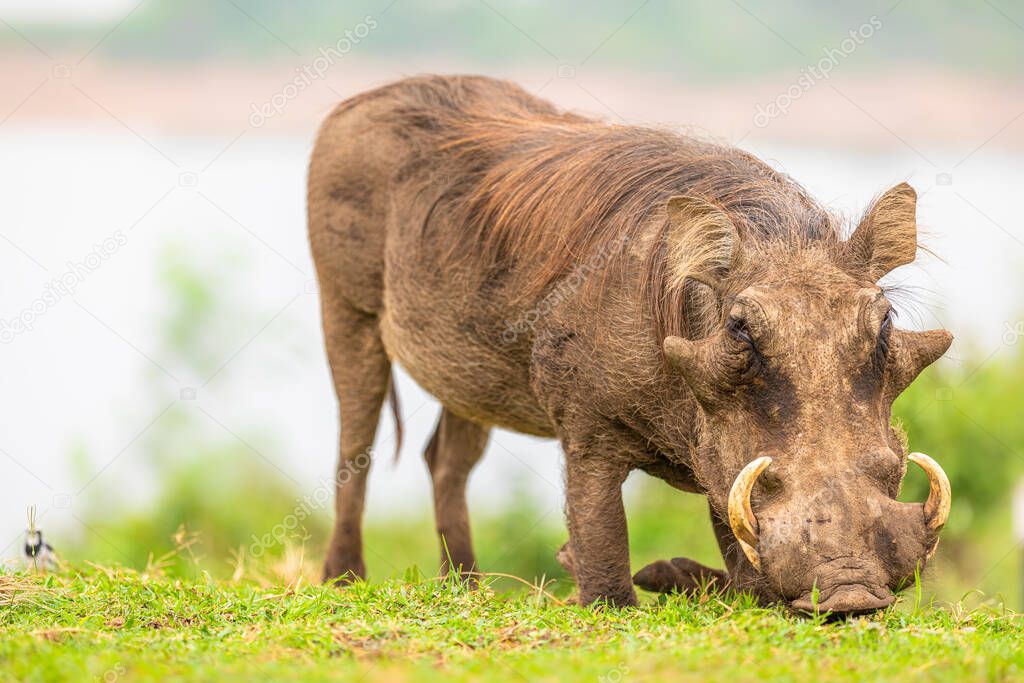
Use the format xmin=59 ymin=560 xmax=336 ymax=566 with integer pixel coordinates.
xmin=309 ymin=75 xmax=951 ymax=612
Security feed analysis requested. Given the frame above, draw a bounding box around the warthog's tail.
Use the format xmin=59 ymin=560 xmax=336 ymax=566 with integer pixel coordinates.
xmin=389 ymin=373 xmax=404 ymax=464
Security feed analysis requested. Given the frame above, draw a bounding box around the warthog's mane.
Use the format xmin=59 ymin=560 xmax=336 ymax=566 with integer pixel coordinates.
xmin=375 ymin=75 xmax=848 ymax=340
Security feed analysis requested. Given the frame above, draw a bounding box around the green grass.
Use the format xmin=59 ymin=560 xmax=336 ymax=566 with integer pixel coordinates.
xmin=2 ymin=567 xmax=1021 ymax=683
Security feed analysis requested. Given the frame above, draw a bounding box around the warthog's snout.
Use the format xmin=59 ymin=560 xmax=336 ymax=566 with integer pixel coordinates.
xmin=726 ymin=453 xmax=951 ymax=572
xmin=791 ymin=584 xmax=894 ymax=615
xmin=725 ymin=453 xmax=951 ymax=614
xmin=789 ymin=556 xmax=894 ymax=614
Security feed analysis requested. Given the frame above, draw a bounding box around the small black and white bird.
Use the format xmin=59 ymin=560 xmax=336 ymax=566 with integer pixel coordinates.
xmin=24 ymin=505 xmax=58 ymax=572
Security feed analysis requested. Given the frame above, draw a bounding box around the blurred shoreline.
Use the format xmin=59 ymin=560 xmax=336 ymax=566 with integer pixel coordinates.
xmin=3 ymin=51 xmax=1023 ymax=152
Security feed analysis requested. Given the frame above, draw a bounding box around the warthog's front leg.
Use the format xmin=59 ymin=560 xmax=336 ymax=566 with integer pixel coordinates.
xmin=563 ymin=449 xmax=636 ymax=607
xmin=632 ymin=501 xmax=743 ymax=596
xmin=632 ymin=557 xmax=728 ymax=595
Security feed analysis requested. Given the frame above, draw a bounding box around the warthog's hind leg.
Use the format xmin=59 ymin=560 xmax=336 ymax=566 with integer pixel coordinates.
xmin=321 ymin=303 xmax=391 ymax=584
xmin=424 ymin=408 xmax=489 ymax=579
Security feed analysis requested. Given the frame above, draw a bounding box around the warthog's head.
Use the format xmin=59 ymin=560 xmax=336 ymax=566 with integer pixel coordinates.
xmin=661 ymin=183 xmax=952 ymax=614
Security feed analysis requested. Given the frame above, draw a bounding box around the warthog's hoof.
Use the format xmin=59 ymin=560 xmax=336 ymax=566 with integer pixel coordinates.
xmin=321 ymin=555 xmax=366 ymax=586
xmin=632 ymin=557 xmax=729 ymax=595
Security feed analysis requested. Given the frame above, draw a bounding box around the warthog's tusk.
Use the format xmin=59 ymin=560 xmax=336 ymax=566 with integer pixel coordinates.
xmin=908 ymin=452 xmax=951 ymax=534
xmin=727 ymin=456 xmax=772 ymax=571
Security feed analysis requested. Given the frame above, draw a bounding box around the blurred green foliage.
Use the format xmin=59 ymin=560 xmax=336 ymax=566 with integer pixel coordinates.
xmin=896 ymin=347 xmax=1024 ymax=538
xmin=892 ymin=343 xmax=1024 ymax=606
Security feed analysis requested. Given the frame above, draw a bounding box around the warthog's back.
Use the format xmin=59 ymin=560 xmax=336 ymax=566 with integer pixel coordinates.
xmin=308 ymin=74 xmax=830 ymax=435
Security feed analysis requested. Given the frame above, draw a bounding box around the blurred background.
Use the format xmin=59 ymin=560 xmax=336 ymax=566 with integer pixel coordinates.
xmin=1 ymin=0 xmax=1022 ymax=606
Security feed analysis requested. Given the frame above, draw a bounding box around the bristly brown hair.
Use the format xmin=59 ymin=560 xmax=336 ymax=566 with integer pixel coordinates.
xmin=374 ymin=75 xmax=844 ymax=341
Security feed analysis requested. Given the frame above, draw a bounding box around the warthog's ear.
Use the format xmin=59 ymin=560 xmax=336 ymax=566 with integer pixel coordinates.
xmin=663 ymin=196 xmax=739 ymax=339
xmin=848 ymin=182 xmax=918 ymax=280
xmin=664 ymin=196 xmax=739 ymax=290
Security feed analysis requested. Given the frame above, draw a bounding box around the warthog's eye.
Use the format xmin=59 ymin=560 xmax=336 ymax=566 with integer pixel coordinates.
xmin=726 ymin=316 xmax=752 ymax=344
xmin=875 ymin=308 xmax=895 ymax=367
xmin=726 ymin=315 xmax=763 ymax=378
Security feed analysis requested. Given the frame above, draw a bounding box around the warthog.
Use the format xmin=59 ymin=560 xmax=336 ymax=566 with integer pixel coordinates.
xmin=308 ymin=75 xmax=951 ymax=614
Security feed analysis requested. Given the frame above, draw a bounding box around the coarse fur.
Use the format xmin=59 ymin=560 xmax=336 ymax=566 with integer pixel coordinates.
xmin=308 ymin=75 xmax=952 ymax=612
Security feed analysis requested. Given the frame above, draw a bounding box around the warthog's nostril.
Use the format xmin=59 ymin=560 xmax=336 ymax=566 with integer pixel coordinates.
xmin=791 ymin=585 xmax=894 ymax=615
